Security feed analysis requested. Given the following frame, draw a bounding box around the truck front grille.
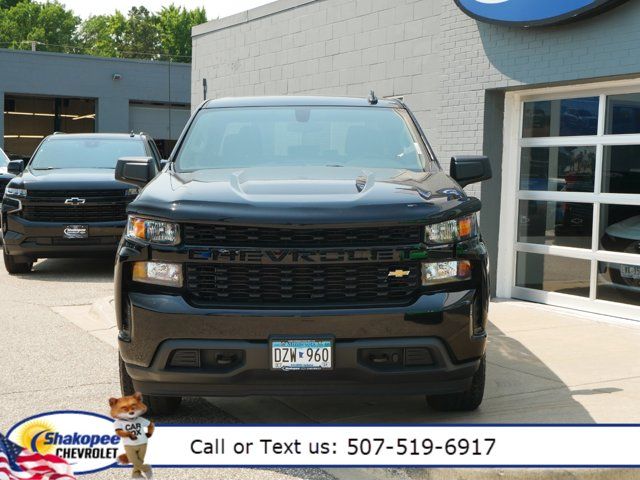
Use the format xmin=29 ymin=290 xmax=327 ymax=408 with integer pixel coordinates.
xmin=185 ymin=262 xmax=421 ymax=307
xmin=22 ymin=190 xmax=132 ymax=222
xmin=183 ymin=224 xmax=423 ymax=247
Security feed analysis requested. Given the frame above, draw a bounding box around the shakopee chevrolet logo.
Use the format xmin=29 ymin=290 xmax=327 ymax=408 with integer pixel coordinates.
xmin=455 ymin=0 xmax=630 ymax=27
xmin=7 ymin=411 xmax=120 ymax=475
xmin=64 ymin=197 xmax=86 ymax=205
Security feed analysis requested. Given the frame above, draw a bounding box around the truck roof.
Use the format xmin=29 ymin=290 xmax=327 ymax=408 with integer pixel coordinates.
xmin=203 ymin=95 xmax=403 ymax=109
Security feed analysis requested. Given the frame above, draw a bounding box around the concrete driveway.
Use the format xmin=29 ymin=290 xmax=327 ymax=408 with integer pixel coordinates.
xmin=2 ymin=257 xmax=640 ymax=479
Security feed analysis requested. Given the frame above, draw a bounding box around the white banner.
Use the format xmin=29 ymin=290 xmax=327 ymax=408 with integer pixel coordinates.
xmin=139 ymin=425 xmax=640 ymax=467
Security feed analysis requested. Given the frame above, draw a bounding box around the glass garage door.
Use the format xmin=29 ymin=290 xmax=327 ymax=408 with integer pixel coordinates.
xmin=512 ymin=91 xmax=640 ymax=319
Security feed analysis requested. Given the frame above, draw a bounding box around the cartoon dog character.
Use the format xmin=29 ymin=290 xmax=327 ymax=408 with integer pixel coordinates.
xmin=109 ymin=393 xmax=155 ymax=479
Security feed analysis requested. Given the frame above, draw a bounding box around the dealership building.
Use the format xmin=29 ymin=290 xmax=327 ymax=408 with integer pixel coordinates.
xmin=192 ymin=0 xmax=640 ymax=320
xmin=0 ymin=49 xmax=191 ymax=159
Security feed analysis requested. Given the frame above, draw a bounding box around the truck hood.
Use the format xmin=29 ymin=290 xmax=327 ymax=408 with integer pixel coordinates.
xmin=17 ymin=168 xmax=131 ymax=191
xmin=131 ymin=166 xmax=481 ymax=225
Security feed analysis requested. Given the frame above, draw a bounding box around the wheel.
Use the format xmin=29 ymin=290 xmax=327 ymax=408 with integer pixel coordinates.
xmin=3 ymin=250 xmax=32 ymax=274
xmin=119 ymin=354 xmax=182 ymax=416
xmin=426 ymin=355 xmax=485 ymax=412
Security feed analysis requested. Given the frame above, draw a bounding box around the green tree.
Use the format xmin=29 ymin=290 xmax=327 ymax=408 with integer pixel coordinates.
xmin=78 ymin=6 xmax=162 ymax=59
xmin=119 ymin=6 xmax=160 ymax=58
xmin=156 ymin=4 xmax=206 ymax=61
xmin=0 ymin=1 xmax=80 ymax=52
xmin=76 ymin=14 xmax=118 ymax=57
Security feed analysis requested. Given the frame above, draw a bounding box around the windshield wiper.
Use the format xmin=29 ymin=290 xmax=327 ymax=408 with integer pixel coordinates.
xmin=31 ymin=167 xmax=59 ymax=170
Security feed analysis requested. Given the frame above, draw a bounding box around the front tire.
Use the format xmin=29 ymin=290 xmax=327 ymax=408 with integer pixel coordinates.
xmin=119 ymin=354 xmax=182 ymax=416
xmin=3 ymin=250 xmax=32 ymax=274
xmin=426 ymin=355 xmax=485 ymax=412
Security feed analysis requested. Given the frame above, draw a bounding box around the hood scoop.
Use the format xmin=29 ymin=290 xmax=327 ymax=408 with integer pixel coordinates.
xmin=229 ymin=167 xmax=376 ymax=197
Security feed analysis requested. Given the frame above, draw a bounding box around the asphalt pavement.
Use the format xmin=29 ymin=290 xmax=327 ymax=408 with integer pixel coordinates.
xmin=2 ymin=257 xmax=639 ymax=480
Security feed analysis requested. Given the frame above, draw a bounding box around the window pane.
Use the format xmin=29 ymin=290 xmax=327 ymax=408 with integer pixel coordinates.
xmin=606 ymin=93 xmax=640 ymax=134
xmin=520 ymin=146 xmax=595 ymax=192
xmin=31 ymin=139 xmax=146 ymax=170
xmin=175 ymin=107 xmax=427 ymax=171
xmin=602 ymin=145 xmax=640 ymax=194
xmin=518 ymin=200 xmax=592 ymax=249
xmin=600 ymin=204 xmax=640 ymax=254
xmin=516 ymin=252 xmax=590 ymax=297
xmin=522 ymin=97 xmax=599 ymax=138
xmin=597 ymin=261 xmax=640 ymax=307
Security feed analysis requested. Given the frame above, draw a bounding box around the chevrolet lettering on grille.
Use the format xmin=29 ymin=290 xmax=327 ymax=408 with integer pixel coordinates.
xmin=189 ymin=248 xmax=413 ymax=264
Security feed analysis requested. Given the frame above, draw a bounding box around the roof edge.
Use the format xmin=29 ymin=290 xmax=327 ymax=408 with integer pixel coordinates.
xmin=0 ymin=47 xmax=191 ymax=67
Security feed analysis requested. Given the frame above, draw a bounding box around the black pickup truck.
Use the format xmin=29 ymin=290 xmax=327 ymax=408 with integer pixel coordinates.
xmin=1 ymin=133 xmax=161 ymax=273
xmin=115 ymin=96 xmax=492 ymax=415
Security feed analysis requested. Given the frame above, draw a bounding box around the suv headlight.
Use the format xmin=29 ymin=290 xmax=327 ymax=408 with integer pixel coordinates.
xmin=5 ymin=187 xmax=27 ymax=198
xmin=425 ymin=214 xmax=477 ymax=245
xmin=126 ymin=216 xmax=180 ymax=245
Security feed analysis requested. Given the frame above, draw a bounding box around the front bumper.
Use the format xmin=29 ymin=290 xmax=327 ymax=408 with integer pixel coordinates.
xmin=1 ymin=208 xmax=124 ymax=259
xmin=125 ymin=336 xmax=482 ymax=397
xmin=119 ymin=289 xmax=487 ymax=397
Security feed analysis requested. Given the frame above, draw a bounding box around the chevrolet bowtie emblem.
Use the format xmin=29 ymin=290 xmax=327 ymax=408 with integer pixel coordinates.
xmin=388 ymin=269 xmax=410 ymax=278
xmin=65 ymin=197 xmax=86 ymax=205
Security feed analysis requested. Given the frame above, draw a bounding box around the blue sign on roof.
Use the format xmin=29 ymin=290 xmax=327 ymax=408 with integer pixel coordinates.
xmin=455 ymin=0 xmax=630 ymax=27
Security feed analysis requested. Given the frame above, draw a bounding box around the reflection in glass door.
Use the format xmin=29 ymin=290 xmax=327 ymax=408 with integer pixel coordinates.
xmin=510 ymin=90 xmax=640 ymax=319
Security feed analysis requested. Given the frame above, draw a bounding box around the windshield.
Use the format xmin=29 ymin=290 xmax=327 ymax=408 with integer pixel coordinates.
xmin=175 ymin=106 xmax=429 ymax=172
xmin=30 ymin=138 xmax=146 ymax=170
xmin=0 ymin=148 xmax=8 ymax=166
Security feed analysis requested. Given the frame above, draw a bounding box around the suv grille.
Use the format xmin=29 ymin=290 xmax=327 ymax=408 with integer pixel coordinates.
xmin=186 ymin=262 xmax=421 ymax=307
xmin=22 ymin=190 xmax=131 ymax=222
xmin=183 ymin=224 xmax=423 ymax=247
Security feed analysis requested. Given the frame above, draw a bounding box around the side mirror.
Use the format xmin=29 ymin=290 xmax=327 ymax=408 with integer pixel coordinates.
xmin=115 ymin=156 xmax=158 ymax=188
xmin=7 ymin=160 xmax=24 ymax=175
xmin=450 ymin=155 xmax=492 ymax=188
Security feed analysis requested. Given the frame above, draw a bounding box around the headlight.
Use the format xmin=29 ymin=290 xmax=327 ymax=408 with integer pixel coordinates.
xmin=126 ymin=216 xmax=180 ymax=245
xmin=5 ymin=187 xmax=27 ymax=198
xmin=132 ymin=261 xmax=183 ymax=287
xmin=425 ymin=214 xmax=477 ymax=244
xmin=422 ymin=260 xmax=472 ymax=285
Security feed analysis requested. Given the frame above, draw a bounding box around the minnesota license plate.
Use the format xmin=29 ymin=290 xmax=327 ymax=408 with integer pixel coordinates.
xmin=270 ymin=339 xmax=333 ymax=371
xmin=621 ymin=265 xmax=640 ymax=280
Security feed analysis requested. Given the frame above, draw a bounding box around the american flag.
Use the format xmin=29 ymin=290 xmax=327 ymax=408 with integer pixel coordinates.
xmin=0 ymin=433 xmax=75 ymax=480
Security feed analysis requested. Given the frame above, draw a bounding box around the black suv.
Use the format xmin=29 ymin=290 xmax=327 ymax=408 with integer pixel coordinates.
xmin=115 ymin=96 xmax=492 ymax=415
xmin=1 ymin=133 xmax=162 ymax=273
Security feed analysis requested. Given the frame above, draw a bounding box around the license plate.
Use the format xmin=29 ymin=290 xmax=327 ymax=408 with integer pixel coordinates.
xmin=63 ymin=225 xmax=89 ymax=239
xmin=621 ymin=265 xmax=640 ymax=280
xmin=271 ymin=338 xmax=333 ymax=371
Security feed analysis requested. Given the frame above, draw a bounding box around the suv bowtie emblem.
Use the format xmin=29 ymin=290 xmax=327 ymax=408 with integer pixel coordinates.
xmin=388 ymin=269 xmax=410 ymax=278
xmin=64 ymin=197 xmax=86 ymax=205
